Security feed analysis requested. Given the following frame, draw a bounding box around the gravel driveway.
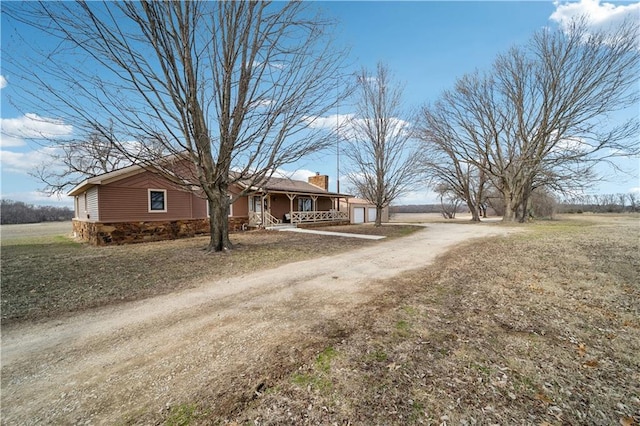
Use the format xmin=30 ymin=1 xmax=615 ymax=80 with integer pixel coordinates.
xmin=1 ymin=222 xmax=519 ymax=424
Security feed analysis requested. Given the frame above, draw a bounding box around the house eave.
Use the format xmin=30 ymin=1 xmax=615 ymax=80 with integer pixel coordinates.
xmin=67 ymin=164 xmax=148 ymax=197
xmin=264 ymin=189 xmax=352 ymax=198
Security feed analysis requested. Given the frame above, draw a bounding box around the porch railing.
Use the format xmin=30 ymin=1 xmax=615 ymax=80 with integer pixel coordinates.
xmin=251 ymin=210 xmax=348 ymax=226
xmin=291 ymin=210 xmax=348 ymax=223
xmin=249 ymin=211 xmax=282 ymax=227
xmin=263 ymin=211 xmax=281 ymax=226
xmin=249 ymin=211 xmax=262 ymax=226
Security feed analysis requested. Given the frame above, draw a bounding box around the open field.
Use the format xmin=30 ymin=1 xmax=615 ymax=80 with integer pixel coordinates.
xmin=0 ymin=222 xmax=419 ymax=324
xmin=0 ymin=220 xmax=73 ymax=241
xmin=1 ymin=215 xmax=638 ymax=424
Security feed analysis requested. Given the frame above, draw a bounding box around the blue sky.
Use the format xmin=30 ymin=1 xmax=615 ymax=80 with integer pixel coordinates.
xmin=1 ymin=0 xmax=639 ymax=207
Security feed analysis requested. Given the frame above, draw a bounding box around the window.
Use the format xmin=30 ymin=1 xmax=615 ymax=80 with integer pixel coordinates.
xmin=251 ymin=195 xmax=263 ymax=213
xmin=205 ymin=195 xmax=233 ymax=217
xmin=149 ymin=189 xmax=167 ymax=212
xmin=298 ymin=197 xmax=312 ymax=212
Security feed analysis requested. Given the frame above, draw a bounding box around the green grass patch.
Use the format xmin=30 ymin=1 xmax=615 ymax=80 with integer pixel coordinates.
xmin=315 ymin=346 xmax=338 ymax=373
xmin=291 ymin=373 xmax=333 ymax=392
xmin=395 ymin=319 xmax=411 ymax=336
xmin=370 ymin=349 xmax=388 ymax=362
xmin=291 ymin=346 xmax=339 ymax=393
xmin=165 ymin=403 xmax=208 ymax=426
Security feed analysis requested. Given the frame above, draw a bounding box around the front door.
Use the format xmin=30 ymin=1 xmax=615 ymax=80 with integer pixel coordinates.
xmin=251 ymin=195 xmax=263 ymax=213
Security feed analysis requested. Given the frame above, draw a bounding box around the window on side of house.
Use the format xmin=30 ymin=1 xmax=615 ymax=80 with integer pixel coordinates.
xmin=205 ymin=195 xmax=233 ymax=217
xmin=298 ymin=197 xmax=312 ymax=212
xmin=149 ymin=189 xmax=167 ymax=212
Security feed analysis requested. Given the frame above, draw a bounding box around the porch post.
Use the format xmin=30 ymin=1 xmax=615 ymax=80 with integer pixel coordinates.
xmin=310 ymin=195 xmax=318 ymax=222
xmin=286 ymin=193 xmax=295 ymax=223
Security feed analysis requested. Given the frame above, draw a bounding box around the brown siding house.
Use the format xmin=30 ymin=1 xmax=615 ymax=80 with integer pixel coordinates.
xmin=69 ymin=164 xmax=351 ymax=246
xmin=69 ymin=165 xmax=212 ymax=245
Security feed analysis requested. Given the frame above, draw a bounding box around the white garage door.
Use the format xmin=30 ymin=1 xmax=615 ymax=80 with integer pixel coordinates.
xmin=367 ymin=207 xmax=377 ymax=222
xmin=353 ymin=207 xmax=365 ymax=223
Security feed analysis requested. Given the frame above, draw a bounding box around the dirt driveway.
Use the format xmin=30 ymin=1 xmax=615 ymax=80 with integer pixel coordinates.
xmin=1 ymin=223 xmax=519 ymax=424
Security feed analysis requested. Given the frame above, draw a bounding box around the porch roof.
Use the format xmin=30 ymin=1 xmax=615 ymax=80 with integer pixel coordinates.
xmin=245 ymin=176 xmax=351 ymax=198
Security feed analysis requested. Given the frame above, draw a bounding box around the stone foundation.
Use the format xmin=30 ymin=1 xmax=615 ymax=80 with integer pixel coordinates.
xmin=228 ymin=216 xmax=250 ymax=232
xmin=73 ymin=216 xmax=249 ymax=246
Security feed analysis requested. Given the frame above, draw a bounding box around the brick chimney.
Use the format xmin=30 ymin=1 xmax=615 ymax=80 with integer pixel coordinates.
xmin=308 ymin=172 xmax=329 ymax=191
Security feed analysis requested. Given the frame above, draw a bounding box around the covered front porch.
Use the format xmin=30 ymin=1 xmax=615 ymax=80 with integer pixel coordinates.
xmin=248 ymin=191 xmax=349 ymax=228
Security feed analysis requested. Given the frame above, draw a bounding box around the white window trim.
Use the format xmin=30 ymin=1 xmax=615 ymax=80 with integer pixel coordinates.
xmin=205 ymin=195 xmax=233 ymax=217
xmin=148 ymin=189 xmax=167 ymax=213
xmin=298 ymin=197 xmax=312 ymax=212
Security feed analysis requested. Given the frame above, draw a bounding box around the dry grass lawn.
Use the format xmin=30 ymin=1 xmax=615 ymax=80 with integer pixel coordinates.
xmin=2 ymin=215 xmax=638 ymax=425
xmin=0 ymin=224 xmax=418 ymax=324
xmin=220 ymin=215 xmax=639 ymax=425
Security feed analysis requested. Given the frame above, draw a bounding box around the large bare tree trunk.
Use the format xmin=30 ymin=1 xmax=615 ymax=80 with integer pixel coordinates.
xmin=466 ymin=199 xmax=481 ymax=222
xmin=208 ymin=194 xmax=231 ymax=252
xmin=502 ymin=195 xmax=517 ymax=222
xmin=375 ymin=205 xmax=383 ymax=227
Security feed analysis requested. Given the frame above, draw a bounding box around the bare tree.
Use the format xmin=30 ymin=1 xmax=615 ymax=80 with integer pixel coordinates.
xmin=31 ymin=127 xmax=134 ymax=195
xmin=417 ymin=18 xmax=639 ymax=222
xmin=417 ymin=80 xmax=493 ymax=222
xmin=434 ymin=183 xmax=462 ymax=219
xmin=343 ymin=63 xmax=423 ymax=226
xmin=627 ymin=193 xmax=639 ymax=213
xmin=3 ymin=1 xmax=347 ymax=251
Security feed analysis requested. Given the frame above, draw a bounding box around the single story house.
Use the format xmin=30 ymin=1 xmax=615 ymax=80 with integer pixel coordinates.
xmin=68 ymin=164 xmax=352 ymax=245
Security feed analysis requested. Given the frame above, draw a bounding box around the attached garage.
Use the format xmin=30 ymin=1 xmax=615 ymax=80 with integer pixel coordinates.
xmin=340 ymin=198 xmax=389 ymax=224
xmin=367 ymin=207 xmax=377 ymax=222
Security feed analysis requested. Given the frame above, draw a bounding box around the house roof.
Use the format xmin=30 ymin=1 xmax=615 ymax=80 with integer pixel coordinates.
xmin=249 ymin=175 xmax=350 ymax=197
xmin=67 ymin=163 xmax=147 ymax=196
xmin=345 ymin=197 xmax=375 ymax=205
xmin=68 ymin=161 xmax=351 ymax=198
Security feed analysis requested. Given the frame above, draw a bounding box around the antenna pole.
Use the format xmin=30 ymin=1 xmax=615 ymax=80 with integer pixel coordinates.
xmin=336 ymin=77 xmax=340 ymax=194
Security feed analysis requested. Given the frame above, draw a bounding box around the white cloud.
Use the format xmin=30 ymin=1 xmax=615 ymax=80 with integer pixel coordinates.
xmin=553 ymin=135 xmax=592 ymax=154
xmin=305 ymin=113 xmax=411 ymax=141
xmin=550 ymin=0 xmax=640 ymax=33
xmin=273 ymin=168 xmax=316 ymax=182
xmin=0 ymin=113 xmax=73 ymax=147
xmin=0 ymin=147 xmax=61 ymax=174
xmin=304 ymin=113 xmax=354 ymax=131
xmin=250 ymin=98 xmax=274 ymax=108
xmin=252 ymin=60 xmax=286 ymax=70
xmin=0 ymin=75 xmax=6 ymax=89
xmin=0 ymin=135 xmax=26 ymax=148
